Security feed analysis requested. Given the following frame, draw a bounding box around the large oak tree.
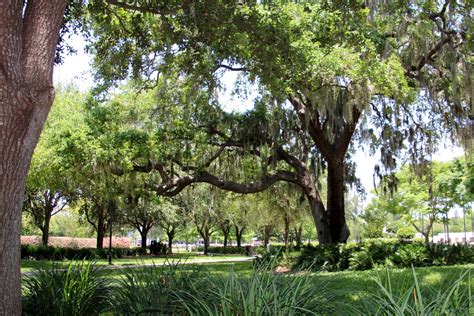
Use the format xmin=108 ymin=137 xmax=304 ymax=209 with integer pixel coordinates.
xmin=0 ymin=1 xmax=68 ymax=312
xmin=87 ymin=1 xmax=472 ymax=244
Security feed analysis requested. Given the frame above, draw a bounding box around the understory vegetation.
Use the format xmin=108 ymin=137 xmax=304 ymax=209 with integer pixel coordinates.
xmin=22 ymin=260 xmax=473 ymax=315
xmin=292 ymin=239 xmax=474 ymax=272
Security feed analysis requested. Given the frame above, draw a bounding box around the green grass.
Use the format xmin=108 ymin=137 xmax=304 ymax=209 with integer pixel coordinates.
xmin=21 ymin=253 xmax=249 ymax=273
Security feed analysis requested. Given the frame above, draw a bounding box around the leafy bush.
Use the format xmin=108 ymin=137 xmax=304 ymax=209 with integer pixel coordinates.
xmin=22 ymin=260 xmax=112 ymax=315
xmin=293 ymin=239 xmax=474 ymax=272
xmin=396 ymin=227 xmax=416 ymax=239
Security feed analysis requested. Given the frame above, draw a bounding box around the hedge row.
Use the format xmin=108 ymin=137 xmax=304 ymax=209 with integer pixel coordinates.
xmin=293 ymin=239 xmax=474 ymax=272
xmin=21 ymin=244 xmax=147 ymax=260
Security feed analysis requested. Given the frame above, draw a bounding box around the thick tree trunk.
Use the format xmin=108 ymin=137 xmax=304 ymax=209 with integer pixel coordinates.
xmin=235 ymin=226 xmax=244 ymax=248
xmin=326 ymin=159 xmax=350 ymax=243
xmin=306 ymin=188 xmax=332 ymax=244
xmin=166 ymin=228 xmax=175 ymax=253
xmin=0 ymin=143 xmax=30 ymax=314
xmin=0 ymin=62 xmax=56 ymax=316
xmin=0 ymin=2 xmax=67 ymax=313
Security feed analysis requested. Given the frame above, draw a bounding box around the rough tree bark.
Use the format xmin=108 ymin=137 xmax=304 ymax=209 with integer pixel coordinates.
xmin=326 ymin=159 xmax=350 ymax=243
xmin=0 ymin=1 xmax=67 ymax=313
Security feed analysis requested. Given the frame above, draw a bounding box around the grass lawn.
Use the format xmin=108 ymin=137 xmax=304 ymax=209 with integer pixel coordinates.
xmin=21 ymin=253 xmax=250 ymax=273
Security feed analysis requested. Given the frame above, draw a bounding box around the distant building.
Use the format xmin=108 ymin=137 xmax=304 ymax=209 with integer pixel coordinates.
xmin=416 ymin=232 xmax=474 ymax=244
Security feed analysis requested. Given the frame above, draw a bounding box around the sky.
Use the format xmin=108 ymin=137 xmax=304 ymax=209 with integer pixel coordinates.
xmin=54 ymin=35 xmax=465 ymax=203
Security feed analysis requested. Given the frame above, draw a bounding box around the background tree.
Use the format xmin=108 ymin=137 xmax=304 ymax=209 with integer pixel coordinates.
xmin=23 ymin=87 xmax=85 ymax=246
xmin=368 ymin=158 xmax=473 ymax=243
xmin=122 ymin=193 xmax=162 ymax=249
xmin=156 ymin=197 xmax=187 ymax=253
xmin=185 ymin=185 xmax=220 ymax=255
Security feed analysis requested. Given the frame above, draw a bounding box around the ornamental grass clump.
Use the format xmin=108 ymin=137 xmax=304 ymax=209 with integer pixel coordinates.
xmin=22 ymin=260 xmax=111 ymax=316
xmin=363 ymin=267 xmax=473 ymax=315
xmin=174 ymin=259 xmax=348 ymax=315
xmin=111 ymin=259 xmax=204 ymax=315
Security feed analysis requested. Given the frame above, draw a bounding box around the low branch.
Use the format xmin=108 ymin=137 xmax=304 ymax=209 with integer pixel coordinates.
xmin=155 ymin=169 xmax=302 ymax=197
xmin=215 ymin=64 xmax=247 ymax=72
xmin=106 ymin=0 xmax=162 ymax=14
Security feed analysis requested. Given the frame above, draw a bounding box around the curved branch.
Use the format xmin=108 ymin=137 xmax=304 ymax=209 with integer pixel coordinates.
xmin=106 ymin=0 xmax=162 ymax=14
xmin=215 ymin=64 xmax=247 ymax=72
xmin=155 ymin=170 xmax=302 ymax=197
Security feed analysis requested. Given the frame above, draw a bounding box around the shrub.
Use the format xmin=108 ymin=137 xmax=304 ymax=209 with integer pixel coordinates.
xmin=20 ymin=245 xmax=146 ymax=261
xmin=22 ymin=260 xmax=112 ymax=315
xmin=195 ymin=246 xmax=248 ymax=255
xmin=396 ymin=227 xmax=416 ymax=239
xmin=293 ymin=240 xmax=474 ymax=272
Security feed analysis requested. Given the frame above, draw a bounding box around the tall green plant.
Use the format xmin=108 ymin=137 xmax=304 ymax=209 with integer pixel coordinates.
xmin=363 ymin=267 xmax=473 ymax=315
xmin=175 ymin=261 xmax=349 ymax=315
xmin=22 ymin=260 xmax=111 ymax=316
xmin=111 ymin=260 xmax=204 ymax=315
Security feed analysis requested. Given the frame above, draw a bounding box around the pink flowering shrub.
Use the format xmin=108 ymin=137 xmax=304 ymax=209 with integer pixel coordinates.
xmin=21 ymin=236 xmax=131 ymax=248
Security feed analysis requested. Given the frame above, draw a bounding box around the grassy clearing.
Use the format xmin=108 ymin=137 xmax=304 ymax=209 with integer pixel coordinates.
xmin=21 ymin=253 xmax=249 ymax=273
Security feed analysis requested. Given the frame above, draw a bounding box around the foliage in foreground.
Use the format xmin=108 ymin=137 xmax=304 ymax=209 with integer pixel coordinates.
xmin=22 ymin=260 xmax=473 ymax=315
xmin=22 ymin=260 xmax=111 ymax=316
xmin=365 ymin=268 xmax=473 ymax=315
xmin=293 ymin=239 xmax=474 ymax=272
